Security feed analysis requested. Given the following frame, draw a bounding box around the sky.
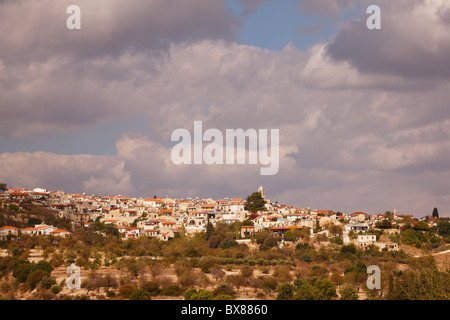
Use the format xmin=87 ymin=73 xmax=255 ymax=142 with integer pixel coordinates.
xmin=1 ymin=0 xmax=450 ymax=217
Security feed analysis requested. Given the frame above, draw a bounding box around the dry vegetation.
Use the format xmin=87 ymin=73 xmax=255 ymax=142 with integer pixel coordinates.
xmin=0 ymin=205 xmax=449 ymax=300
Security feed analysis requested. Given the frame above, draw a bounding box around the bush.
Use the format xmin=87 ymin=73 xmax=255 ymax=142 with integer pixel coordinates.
xmin=184 ymin=288 xmax=214 ymax=300
xmin=184 ymin=288 xmax=198 ymax=300
xmin=311 ymin=278 xmax=337 ymax=300
xmin=259 ymin=276 xmax=278 ymax=292
xmin=199 ymin=257 xmax=217 ymax=273
xmin=161 ymin=285 xmax=184 ymax=296
xmin=106 ymin=290 xmax=116 ymax=298
xmin=344 ymin=260 xmax=366 ymax=275
xmin=329 ymin=236 xmax=343 ymax=245
xmin=40 ymin=276 xmax=56 ymax=290
xmin=339 ymin=283 xmax=358 ymax=300
xmin=212 ymin=294 xmax=235 ymax=300
xmin=178 ymin=271 xmax=197 ymax=287
xmin=219 ymin=239 xmax=238 ymax=249
xmin=273 ymin=265 xmax=293 ymax=282
xmin=129 ymin=288 xmax=151 ymax=300
xmin=293 ymin=277 xmax=337 ymax=300
xmin=437 ymin=221 xmax=450 ymax=237
xmin=294 ymin=281 xmax=315 ymax=300
xmin=118 ymin=284 xmax=136 ymax=299
xmin=340 ymin=244 xmax=356 ymax=254
xmin=276 ymin=282 xmax=294 ymax=300
xmin=240 ymin=265 xmax=253 ymax=278
xmin=310 ymin=265 xmax=328 ymax=277
xmin=401 ymin=229 xmax=423 ymax=248
xmin=142 ymin=281 xmax=160 ymax=296
xmin=375 ymin=220 xmax=391 ymax=229
xmin=51 ymin=285 xmax=62 ymax=294
xmin=27 ymin=270 xmax=48 ymax=290
xmin=213 ymin=283 xmax=235 ymax=297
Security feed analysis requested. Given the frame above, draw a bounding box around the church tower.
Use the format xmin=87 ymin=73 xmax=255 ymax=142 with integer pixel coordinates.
xmin=258 ymin=185 xmax=265 ymax=200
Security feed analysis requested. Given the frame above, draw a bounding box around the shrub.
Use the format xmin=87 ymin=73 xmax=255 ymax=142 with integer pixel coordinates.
xmin=40 ymin=276 xmax=56 ymax=290
xmin=212 ymin=294 xmax=235 ymax=300
xmin=340 ymin=244 xmax=356 ymax=254
xmin=106 ymin=290 xmax=116 ymax=298
xmin=329 ymin=236 xmax=343 ymax=245
xmin=118 ymin=284 xmax=136 ymax=299
xmin=240 ymin=265 xmax=253 ymax=278
xmin=199 ymin=257 xmax=217 ymax=273
xmin=213 ymin=283 xmax=235 ymax=297
xmin=339 ymin=283 xmax=358 ymax=300
xmin=259 ymin=276 xmax=278 ymax=292
xmin=184 ymin=288 xmax=197 ymax=300
xmin=184 ymin=288 xmax=214 ymax=300
xmin=129 ymin=288 xmax=151 ymax=300
xmin=311 ymin=278 xmax=337 ymax=300
xmin=27 ymin=270 xmax=48 ymax=290
xmin=276 ymin=282 xmax=294 ymax=300
xmin=142 ymin=281 xmax=160 ymax=296
xmin=219 ymin=239 xmax=238 ymax=249
xmin=51 ymin=285 xmax=62 ymax=294
xmin=161 ymin=285 xmax=184 ymax=296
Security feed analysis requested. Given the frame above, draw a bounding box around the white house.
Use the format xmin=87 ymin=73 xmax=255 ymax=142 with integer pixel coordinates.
xmin=49 ymin=229 xmax=71 ymax=238
xmin=356 ymin=234 xmax=377 ymax=247
xmin=21 ymin=224 xmax=56 ymax=236
xmin=0 ymin=226 xmax=20 ymax=240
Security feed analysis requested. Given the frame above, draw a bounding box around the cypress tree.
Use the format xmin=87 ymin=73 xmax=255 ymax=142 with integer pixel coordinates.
xmin=432 ymin=207 xmax=439 ymax=218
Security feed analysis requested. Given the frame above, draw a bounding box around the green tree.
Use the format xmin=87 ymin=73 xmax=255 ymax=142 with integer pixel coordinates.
xmin=437 ymin=220 xmax=450 ymax=237
xmin=119 ymin=284 xmax=136 ymax=299
xmin=205 ymin=218 xmax=214 ymax=241
xmin=0 ymin=183 xmax=7 ymax=192
xmin=276 ymin=282 xmax=294 ymax=300
xmin=130 ymin=288 xmax=151 ymax=300
xmin=184 ymin=288 xmax=198 ymax=300
xmin=375 ymin=220 xmax=392 ymax=229
xmin=51 ymin=285 xmax=62 ymax=294
xmin=185 ymin=289 xmax=214 ymax=300
xmin=27 ymin=269 xmax=48 ymax=289
xmin=313 ymin=278 xmax=337 ymax=300
xmin=384 ymin=211 xmax=393 ymax=219
xmin=13 ymin=261 xmax=32 ymax=283
xmin=414 ymin=221 xmax=429 ymax=231
xmin=142 ymin=281 xmax=160 ymax=296
xmin=213 ymin=283 xmax=235 ymax=298
xmin=244 ymin=192 xmax=266 ymax=213
xmin=40 ymin=276 xmax=56 ymax=290
xmin=390 ymin=268 xmax=449 ymax=300
xmin=294 ymin=282 xmax=316 ymax=300
xmin=27 ymin=217 xmax=43 ymax=227
xmin=387 ymin=274 xmax=394 ymax=299
xmin=339 ymin=283 xmax=358 ymax=300
xmin=254 ymin=229 xmax=278 ymax=250
xmin=432 ymin=207 xmax=439 ymax=218
xmin=340 ymin=243 xmax=357 ymax=255
xmin=401 ymin=229 xmax=422 ymax=248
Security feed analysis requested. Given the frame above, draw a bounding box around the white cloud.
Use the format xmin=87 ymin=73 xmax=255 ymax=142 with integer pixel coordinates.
xmin=1 ymin=0 xmax=450 ymax=216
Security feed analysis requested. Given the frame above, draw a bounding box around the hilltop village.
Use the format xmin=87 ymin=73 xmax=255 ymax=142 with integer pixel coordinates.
xmin=1 ymin=184 xmax=449 ymax=301
xmin=0 ymin=185 xmax=439 ymax=250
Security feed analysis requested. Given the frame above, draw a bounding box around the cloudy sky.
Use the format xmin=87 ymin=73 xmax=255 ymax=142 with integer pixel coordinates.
xmin=1 ymin=0 xmax=450 ymax=217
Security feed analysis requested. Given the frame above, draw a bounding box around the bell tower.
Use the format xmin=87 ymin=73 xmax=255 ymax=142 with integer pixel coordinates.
xmin=258 ymin=185 xmax=265 ymax=200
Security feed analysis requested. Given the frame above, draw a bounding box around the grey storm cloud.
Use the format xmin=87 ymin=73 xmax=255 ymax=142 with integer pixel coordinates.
xmin=1 ymin=0 xmax=450 ymax=216
xmin=326 ymin=0 xmax=450 ymax=79
xmin=0 ymin=0 xmax=239 ymax=63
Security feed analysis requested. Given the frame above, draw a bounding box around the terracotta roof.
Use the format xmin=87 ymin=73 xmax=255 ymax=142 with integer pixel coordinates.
xmin=50 ymin=229 xmax=71 ymax=234
xmin=0 ymin=226 xmax=19 ymax=230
